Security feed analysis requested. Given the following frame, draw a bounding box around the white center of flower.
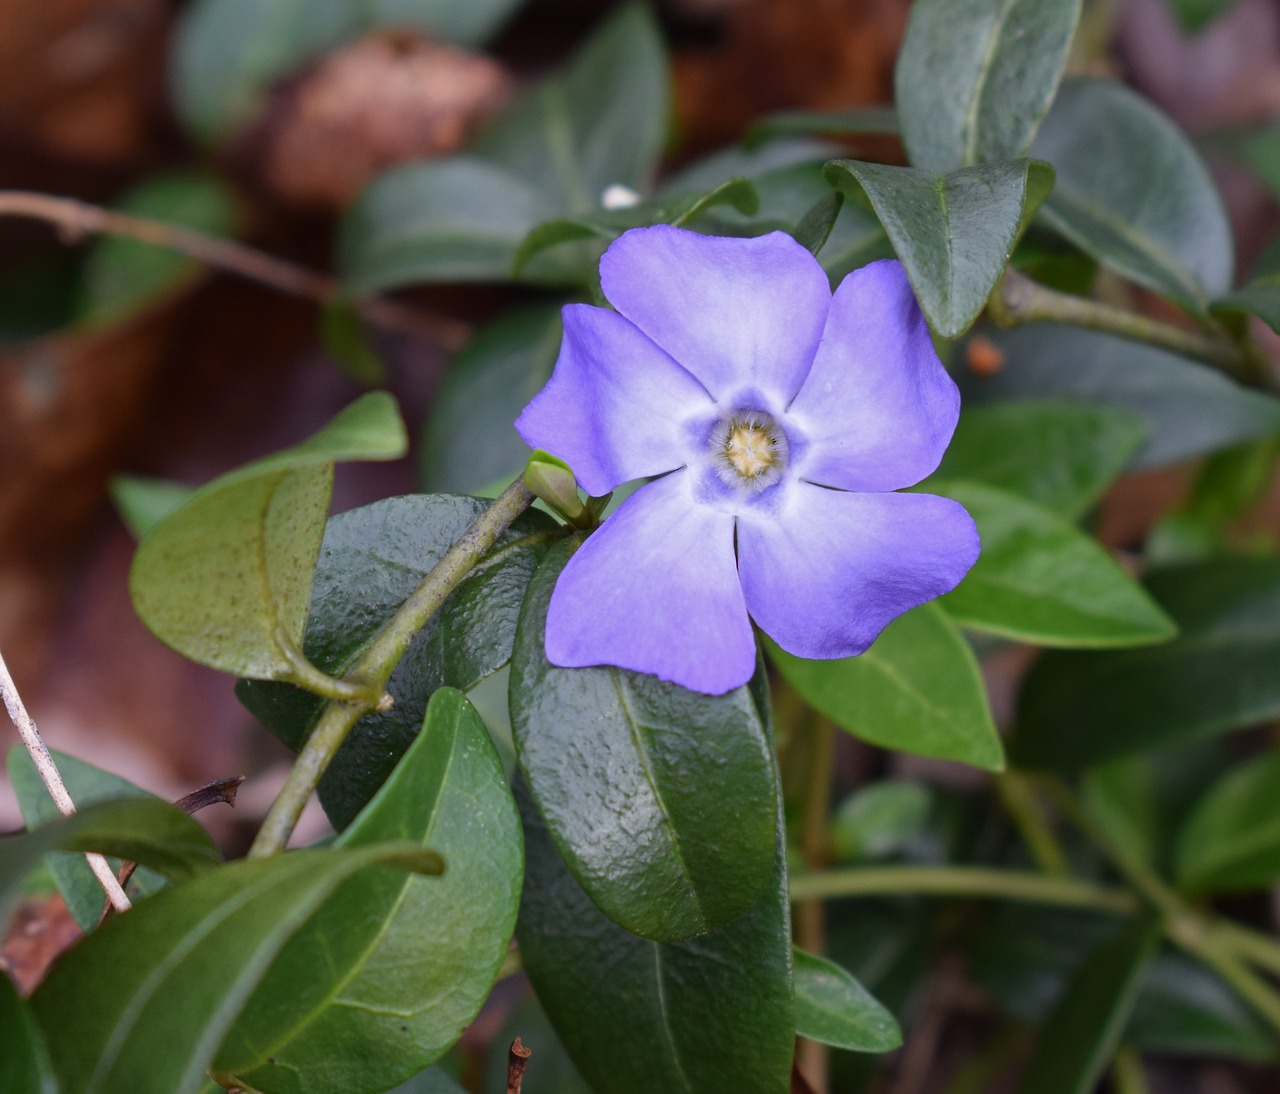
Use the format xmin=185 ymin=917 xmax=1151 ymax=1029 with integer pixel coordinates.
xmin=710 ymin=411 xmax=788 ymax=493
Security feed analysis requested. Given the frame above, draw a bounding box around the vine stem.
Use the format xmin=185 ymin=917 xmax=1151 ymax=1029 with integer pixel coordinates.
xmin=248 ymin=478 xmax=536 ymax=858
xmin=787 ymin=864 xmax=1139 ymax=915
xmin=0 ymin=647 xmax=132 ymax=913
xmin=988 ymin=268 xmax=1277 ymax=392
xmin=0 ymin=190 xmax=468 ymax=349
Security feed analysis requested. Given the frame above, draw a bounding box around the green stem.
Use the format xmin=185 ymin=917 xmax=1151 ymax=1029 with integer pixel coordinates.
xmin=788 ymin=865 xmax=1139 ymax=916
xmin=1110 ymin=1048 xmax=1148 ymax=1094
xmin=248 ymin=478 xmax=536 ymax=858
xmin=989 ymin=269 xmax=1275 ymax=390
xmin=1210 ymin=920 xmax=1280 ymax=979
xmin=995 ymin=770 xmax=1070 ymax=877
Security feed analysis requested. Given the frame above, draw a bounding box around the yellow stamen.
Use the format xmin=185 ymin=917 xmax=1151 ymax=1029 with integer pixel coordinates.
xmin=724 ymin=423 xmax=778 ymax=478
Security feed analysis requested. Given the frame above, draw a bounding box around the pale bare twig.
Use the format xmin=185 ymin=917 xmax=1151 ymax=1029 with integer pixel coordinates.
xmin=0 ymin=647 xmax=131 ymax=913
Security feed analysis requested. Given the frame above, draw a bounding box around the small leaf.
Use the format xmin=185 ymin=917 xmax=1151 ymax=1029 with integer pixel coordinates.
xmin=129 ymin=392 xmax=406 ymax=680
xmin=1167 ymin=0 xmax=1239 ymax=33
xmin=237 ymin=494 xmax=557 ymax=828
xmin=791 ymin=191 xmax=844 ymax=256
xmin=7 ymin=748 xmax=171 ymax=931
xmin=510 ymin=541 xmax=778 ymax=940
xmin=1175 ymin=750 xmax=1280 ymax=895
xmin=930 ymin=480 xmax=1177 ymax=648
xmin=1214 ymin=237 xmax=1280 ymax=335
xmin=474 ymin=3 xmax=668 ymax=215
xmin=1032 ymin=77 xmax=1234 ymax=316
xmin=0 ymin=972 xmax=56 ymax=1094
xmin=765 ymin=603 xmax=1004 ymax=771
xmin=1014 ymin=558 xmax=1280 ymax=769
xmin=793 ymin=948 xmax=902 ymax=1053
xmin=936 ymin=400 xmax=1146 ymax=518
xmin=958 ymin=324 xmax=1280 ymax=469
xmin=320 ymin=303 xmax=387 ymax=385
xmin=515 ymin=779 xmax=794 ymax=1094
xmin=0 ymin=799 xmax=220 ymax=927
xmin=1020 ymin=920 xmax=1160 ymax=1094
xmin=824 ymin=158 xmax=1053 ymax=337
xmin=831 ymin=781 xmax=932 ymax=863
xmin=1081 ymin=756 xmax=1159 ymax=868
xmin=214 ymin=689 xmax=522 ymax=1092
xmin=747 ymin=106 xmax=899 ymax=146
xmin=896 ymin=0 xmax=1082 ymax=172
xmin=30 ymin=845 xmax=442 ymax=1094
xmin=110 ymin=476 xmax=194 ymax=540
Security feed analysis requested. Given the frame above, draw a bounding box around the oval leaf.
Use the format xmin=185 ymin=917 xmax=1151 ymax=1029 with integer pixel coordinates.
xmin=767 ymin=603 xmax=1002 ymax=770
xmin=1175 ymin=750 xmax=1280 ymax=895
xmin=794 ymin=948 xmax=902 ymax=1053
xmin=824 ymin=158 xmax=1053 ymax=337
xmin=1015 ymin=558 xmax=1280 ymax=769
xmin=930 ymin=480 xmax=1177 ymax=647
xmin=896 ymin=0 xmax=1082 ymax=172
xmin=510 ymin=541 xmax=779 ymax=941
xmin=130 ymin=392 xmax=407 ymax=680
xmin=237 ymin=494 xmax=556 ymax=828
xmin=30 ymin=846 xmax=442 ymax=1094
xmin=1032 ymin=77 xmax=1233 ymax=315
xmin=958 ymin=324 xmax=1280 ymax=469
xmin=515 ymin=781 xmax=794 ymax=1094
xmin=215 ymin=689 xmax=522 ymax=1091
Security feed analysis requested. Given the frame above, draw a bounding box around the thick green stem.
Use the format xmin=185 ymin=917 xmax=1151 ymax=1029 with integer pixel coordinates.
xmin=989 ymin=269 xmax=1275 ymax=391
xmin=788 ymin=864 xmax=1139 ymax=915
xmin=248 ymin=478 xmax=536 ymax=858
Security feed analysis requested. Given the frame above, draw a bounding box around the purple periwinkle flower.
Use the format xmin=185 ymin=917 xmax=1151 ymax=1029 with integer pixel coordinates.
xmin=516 ymin=225 xmax=980 ymax=695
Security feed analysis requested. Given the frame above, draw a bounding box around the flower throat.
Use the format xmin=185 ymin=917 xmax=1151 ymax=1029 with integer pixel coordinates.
xmin=710 ymin=410 xmax=788 ymax=493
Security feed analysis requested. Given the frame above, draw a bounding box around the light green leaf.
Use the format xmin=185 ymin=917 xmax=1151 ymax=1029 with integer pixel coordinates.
xmin=831 ymin=781 xmax=932 ymax=863
xmin=824 ymin=158 xmax=1053 ymax=336
xmin=110 ymin=476 xmax=194 ymax=540
xmin=1032 ymin=77 xmax=1233 ymax=315
xmin=1175 ymin=750 xmax=1280 ymax=895
xmin=794 ymin=948 xmax=902 ymax=1053
xmin=510 ymin=542 xmax=779 ymax=941
xmin=1014 ymin=558 xmax=1280 ymax=768
xmin=931 ymin=480 xmax=1177 ymax=647
xmin=765 ymin=603 xmax=1004 ymax=771
xmin=7 ymin=748 xmax=171 ymax=931
xmin=896 ymin=0 xmax=1081 ymax=172
xmin=215 ymin=689 xmax=521 ymax=1092
xmin=30 ymin=846 xmax=442 ymax=1094
xmin=936 ymin=400 xmax=1146 ymax=518
xmin=129 ymin=392 xmax=406 ymax=680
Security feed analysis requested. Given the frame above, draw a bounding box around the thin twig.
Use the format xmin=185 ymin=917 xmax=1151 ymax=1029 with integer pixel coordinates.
xmin=507 ymin=1036 xmax=532 ymax=1094
xmin=0 ymin=647 xmax=131 ymax=913
xmin=0 ymin=190 xmax=469 ymax=349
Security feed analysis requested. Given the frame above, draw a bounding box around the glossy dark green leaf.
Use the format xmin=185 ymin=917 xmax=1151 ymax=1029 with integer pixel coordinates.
xmin=510 ymin=541 xmax=778 ymax=940
xmin=1015 ymin=558 xmax=1280 ymax=769
xmin=0 ymin=971 xmax=56 ymax=1094
xmin=30 ymin=845 xmax=441 ymax=1094
xmin=1174 ymin=750 xmax=1280 ymax=895
xmin=824 ymin=158 xmax=1053 ymax=336
xmin=0 ymin=799 xmax=220 ymax=927
xmin=421 ymin=304 xmax=564 ymax=493
xmin=515 ymin=779 xmax=793 ymax=1094
xmin=930 ymin=480 xmax=1176 ymax=647
xmin=215 ymin=689 xmax=522 ymax=1092
xmin=831 ymin=781 xmax=932 ymax=863
xmin=747 ymin=106 xmax=899 ymax=145
xmin=7 ymin=748 xmax=170 ymax=931
xmin=766 ymin=603 xmax=1003 ymax=770
xmin=958 ymin=324 xmax=1280 ymax=469
xmin=73 ymin=173 xmax=236 ymax=328
xmin=895 ymin=0 xmax=1081 ymax=172
xmin=474 ymin=4 xmax=668 ymax=215
xmin=238 ymin=494 xmax=557 ymax=828
xmin=1021 ymin=920 xmax=1160 ymax=1094
xmin=173 ymin=0 xmax=522 ymax=141
xmin=130 ymin=392 xmax=406 ymax=680
xmin=1032 ymin=77 xmax=1233 ymax=315
xmin=793 ymin=948 xmax=901 ymax=1053
xmin=936 ymin=400 xmax=1145 ymax=518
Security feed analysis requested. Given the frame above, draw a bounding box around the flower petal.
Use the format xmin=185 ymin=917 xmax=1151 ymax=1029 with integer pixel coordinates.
xmin=545 ymin=472 xmax=755 ymax=694
xmin=515 ymin=304 xmax=714 ymax=496
xmin=737 ymin=484 xmax=980 ymax=660
xmin=787 ymin=260 xmax=960 ymax=492
xmin=599 ymin=226 xmax=831 ymax=404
